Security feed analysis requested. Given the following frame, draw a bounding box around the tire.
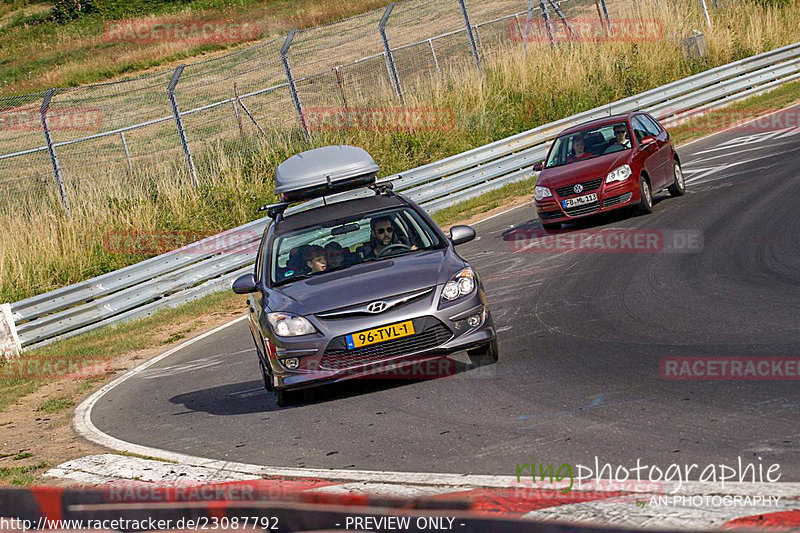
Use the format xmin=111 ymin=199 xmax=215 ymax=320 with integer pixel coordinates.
xmin=637 ymin=176 xmax=653 ymax=214
xmin=668 ymin=160 xmax=686 ymax=197
xmin=542 ymin=222 xmax=561 ymax=231
xmin=467 ymin=338 xmax=499 ymax=367
xmin=258 ymin=360 xmax=273 ymax=392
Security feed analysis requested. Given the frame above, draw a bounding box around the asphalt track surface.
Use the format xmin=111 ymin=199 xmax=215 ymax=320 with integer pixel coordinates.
xmin=92 ymin=108 xmax=800 ymax=480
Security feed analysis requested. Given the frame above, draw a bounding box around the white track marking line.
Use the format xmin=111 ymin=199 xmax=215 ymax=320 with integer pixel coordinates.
xmin=677 ymin=104 xmax=800 ymax=149
xmin=685 ymin=152 xmax=778 ymax=184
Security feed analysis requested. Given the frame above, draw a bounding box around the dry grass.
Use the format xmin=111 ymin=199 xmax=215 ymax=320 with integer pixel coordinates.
xmin=1 ymin=0 xmax=799 ymax=302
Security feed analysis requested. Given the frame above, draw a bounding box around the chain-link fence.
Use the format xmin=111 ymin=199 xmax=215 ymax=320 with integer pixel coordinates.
xmin=0 ymin=0 xmax=653 ymax=216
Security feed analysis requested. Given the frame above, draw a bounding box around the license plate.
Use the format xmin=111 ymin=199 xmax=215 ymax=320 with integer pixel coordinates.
xmin=562 ymin=193 xmax=598 ymax=209
xmin=346 ymin=320 xmax=415 ymax=349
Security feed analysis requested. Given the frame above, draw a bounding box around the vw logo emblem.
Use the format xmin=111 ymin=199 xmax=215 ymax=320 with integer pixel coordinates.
xmin=366 ymin=301 xmax=388 ymax=314
xmin=573 ymin=183 xmax=584 ymax=194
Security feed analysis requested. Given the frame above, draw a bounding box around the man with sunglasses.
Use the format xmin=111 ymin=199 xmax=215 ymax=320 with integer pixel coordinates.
xmin=604 ymin=123 xmax=631 ymax=154
xmin=360 ymin=215 xmax=417 ymax=259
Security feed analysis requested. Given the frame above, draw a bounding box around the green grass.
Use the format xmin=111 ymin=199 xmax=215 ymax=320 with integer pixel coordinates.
xmin=37 ymin=396 xmax=75 ymax=413
xmin=0 ymin=461 xmax=49 ymax=486
xmin=12 ymin=452 xmax=33 ymax=460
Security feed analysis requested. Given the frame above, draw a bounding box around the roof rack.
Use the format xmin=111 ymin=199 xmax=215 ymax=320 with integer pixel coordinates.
xmin=258 ymin=201 xmax=291 ymax=220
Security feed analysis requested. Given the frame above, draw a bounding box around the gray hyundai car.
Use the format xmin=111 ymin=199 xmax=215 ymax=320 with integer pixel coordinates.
xmin=232 ymin=145 xmax=498 ymax=406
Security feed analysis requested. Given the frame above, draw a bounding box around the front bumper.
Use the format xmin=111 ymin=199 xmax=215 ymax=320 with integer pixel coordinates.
xmin=263 ymin=287 xmax=496 ymax=391
xmin=535 ymin=178 xmax=638 ymax=223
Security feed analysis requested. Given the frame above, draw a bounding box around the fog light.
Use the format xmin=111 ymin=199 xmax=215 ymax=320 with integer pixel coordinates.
xmin=467 ymin=313 xmax=482 ymax=327
xmin=283 ymin=357 xmax=300 ymax=369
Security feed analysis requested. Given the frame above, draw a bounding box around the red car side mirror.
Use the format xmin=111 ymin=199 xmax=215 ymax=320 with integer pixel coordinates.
xmin=533 ymin=160 xmax=544 ymax=172
xmin=640 ymin=136 xmax=656 ymax=148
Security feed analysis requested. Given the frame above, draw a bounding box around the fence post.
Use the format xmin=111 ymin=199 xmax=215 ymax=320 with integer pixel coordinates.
xmin=700 ymin=0 xmax=712 ymax=30
xmin=379 ymin=3 xmax=405 ymax=105
xmin=120 ymin=131 xmax=133 ymax=173
xmin=281 ymin=30 xmax=309 ymax=141
xmin=524 ymin=0 xmax=535 ymax=53
xmin=428 ymin=38 xmax=441 ymax=73
xmin=458 ymin=0 xmax=481 ymax=70
xmin=547 ymin=0 xmax=576 ymax=39
xmin=40 ymin=89 xmax=71 ymax=218
xmin=599 ymin=0 xmax=611 ymax=28
xmin=539 ymin=0 xmax=554 ymax=45
xmin=167 ymin=66 xmax=198 ymax=186
xmin=233 ymin=83 xmax=245 ymax=139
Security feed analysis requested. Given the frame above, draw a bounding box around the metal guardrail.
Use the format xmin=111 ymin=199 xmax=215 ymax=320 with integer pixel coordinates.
xmin=3 ymin=41 xmax=800 ymax=353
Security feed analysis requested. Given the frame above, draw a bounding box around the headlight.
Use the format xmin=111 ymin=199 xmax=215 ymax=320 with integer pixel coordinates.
xmin=534 ymin=185 xmax=553 ymax=201
xmin=267 ymin=313 xmax=316 ymax=337
xmin=441 ymin=268 xmax=476 ymax=302
xmin=606 ymin=164 xmax=632 ymax=183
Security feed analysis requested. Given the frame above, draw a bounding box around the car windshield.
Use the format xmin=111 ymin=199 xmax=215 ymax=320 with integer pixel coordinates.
xmin=545 ymin=121 xmax=632 ymax=168
xmin=270 ymin=206 xmax=443 ymax=285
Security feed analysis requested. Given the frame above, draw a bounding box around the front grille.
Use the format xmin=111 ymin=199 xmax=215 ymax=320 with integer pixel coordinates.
xmin=321 ymin=323 xmax=452 ymax=370
xmin=555 ymin=178 xmax=603 ymax=198
xmin=604 ymin=192 xmax=633 ymax=207
xmin=539 ymin=210 xmax=562 ymax=221
xmin=564 ymin=203 xmax=601 ymax=217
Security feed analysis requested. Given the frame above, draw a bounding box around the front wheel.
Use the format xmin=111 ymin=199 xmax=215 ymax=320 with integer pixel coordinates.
xmin=467 ymin=338 xmax=499 ymax=367
xmin=637 ymin=177 xmax=653 ymax=214
xmin=668 ymin=160 xmax=686 ymax=197
xmin=275 ymin=388 xmax=302 ymax=407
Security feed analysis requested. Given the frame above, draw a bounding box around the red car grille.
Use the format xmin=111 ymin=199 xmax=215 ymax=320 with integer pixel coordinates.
xmin=555 ymin=178 xmax=603 ymax=197
xmin=320 ymin=323 xmax=452 ymax=370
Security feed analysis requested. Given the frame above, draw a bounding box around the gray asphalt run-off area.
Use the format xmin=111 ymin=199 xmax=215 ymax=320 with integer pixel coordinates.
xmin=92 ymin=109 xmax=800 ymax=481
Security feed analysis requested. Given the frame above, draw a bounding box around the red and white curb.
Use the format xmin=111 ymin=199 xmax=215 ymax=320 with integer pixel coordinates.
xmin=45 ymin=454 xmax=800 ymax=530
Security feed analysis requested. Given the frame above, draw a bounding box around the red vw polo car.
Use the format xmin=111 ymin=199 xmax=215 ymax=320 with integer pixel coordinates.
xmin=533 ymin=112 xmax=684 ymax=229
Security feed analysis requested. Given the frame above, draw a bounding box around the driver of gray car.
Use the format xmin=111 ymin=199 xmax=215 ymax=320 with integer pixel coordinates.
xmin=359 ymin=215 xmax=417 ymax=259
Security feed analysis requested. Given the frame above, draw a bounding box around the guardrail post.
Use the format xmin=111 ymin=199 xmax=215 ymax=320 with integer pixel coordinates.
xmin=167 ymin=66 xmax=198 ymax=186
xmin=458 ymin=0 xmax=481 ymax=70
xmin=281 ymin=30 xmax=310 ymax=141
xmin=119 ymin=131 xmax=133 ymax=173
xmin=539 ymin=0 xmax=554 ymax=45
xmin=1 ymin=303 xmax=21 ymax=360
xmin=40 ymin=89 xmax=71 ymax=218
xmin=379 ymin=3 xmax=405 ymax=105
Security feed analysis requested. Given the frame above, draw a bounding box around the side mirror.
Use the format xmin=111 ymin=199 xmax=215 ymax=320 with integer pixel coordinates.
xmin=640 ymin=136 xmax=656 ymax=148
xmin=532 ymin=160 xmax=544 ymax=172
xmin=449 ymin=225 xmax=476 ymax=246
xmin=232 ymin=273 xmax=258 ymax=294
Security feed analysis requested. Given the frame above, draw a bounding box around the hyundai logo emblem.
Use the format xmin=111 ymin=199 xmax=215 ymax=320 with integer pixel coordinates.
xmin=573 ymin=183 xmax=584 ymax=194
xmin=366 ymin=301 xmax=389 ymax=314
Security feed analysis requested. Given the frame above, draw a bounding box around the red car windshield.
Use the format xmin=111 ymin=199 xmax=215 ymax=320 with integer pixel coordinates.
xmin=545 ymin=122 xmax=632 ymax=168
